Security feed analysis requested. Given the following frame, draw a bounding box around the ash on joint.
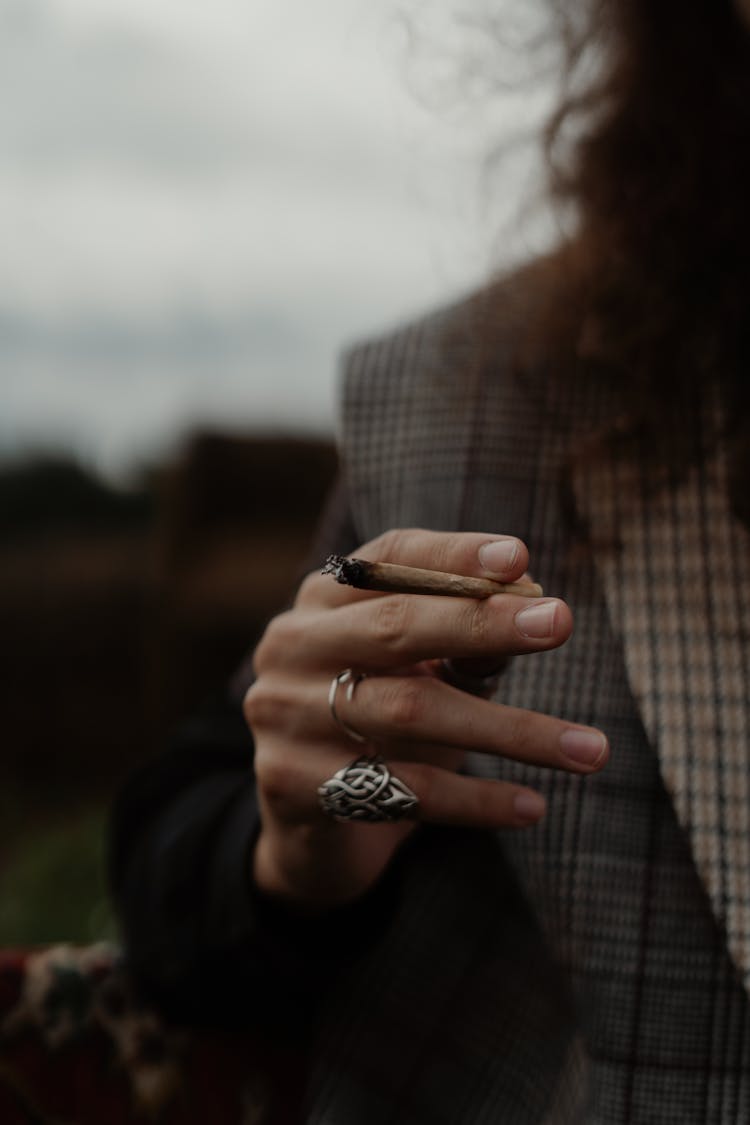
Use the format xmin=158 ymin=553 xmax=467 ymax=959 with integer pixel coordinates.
xmin=322 ymin=554 xmax=369 ymax=587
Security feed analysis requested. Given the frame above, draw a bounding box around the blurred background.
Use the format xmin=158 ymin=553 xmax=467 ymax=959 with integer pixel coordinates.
xmin=0 ymin=0 xmax=557 ymax=945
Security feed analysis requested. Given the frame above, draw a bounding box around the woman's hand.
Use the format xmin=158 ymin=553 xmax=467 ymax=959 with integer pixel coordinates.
xmin=244 ymin=528 xmax=608 ymax=910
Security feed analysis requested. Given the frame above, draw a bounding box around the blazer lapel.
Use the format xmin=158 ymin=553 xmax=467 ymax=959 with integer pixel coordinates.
xmin=573 ymin=409 xmax=750 ymax=992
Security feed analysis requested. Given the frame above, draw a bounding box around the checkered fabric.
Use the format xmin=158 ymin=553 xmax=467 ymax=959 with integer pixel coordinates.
xmin=576 ymin=392 xmax=750 ymax=998
xmin=317 ymin=281 xmax=750 ymax=1122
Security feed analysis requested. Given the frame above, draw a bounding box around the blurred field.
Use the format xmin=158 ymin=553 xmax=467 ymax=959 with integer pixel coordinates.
xmin=0 ymin=790 xmax=114 ymax=944
xmin=0 ymin=433 xmax=337 ymax=945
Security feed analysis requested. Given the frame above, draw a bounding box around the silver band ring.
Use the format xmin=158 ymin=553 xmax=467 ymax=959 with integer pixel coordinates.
xmin=318 ymin=754 xmax=419 ymax=822
xmin=328 ymin=668 xmax=368 ymax=744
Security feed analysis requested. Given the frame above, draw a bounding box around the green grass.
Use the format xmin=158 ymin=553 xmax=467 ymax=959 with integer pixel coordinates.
xmin=0 ymin=800 xmax=118 ymax=946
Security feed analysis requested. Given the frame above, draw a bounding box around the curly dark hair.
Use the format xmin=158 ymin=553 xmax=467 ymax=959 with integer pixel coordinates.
xmin=527 ymin=0 xmax=750 ymax=513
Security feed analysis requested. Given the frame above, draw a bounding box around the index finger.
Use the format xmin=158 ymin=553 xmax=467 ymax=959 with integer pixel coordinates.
xmin=298 ymin=528 xmax=530 ymax=608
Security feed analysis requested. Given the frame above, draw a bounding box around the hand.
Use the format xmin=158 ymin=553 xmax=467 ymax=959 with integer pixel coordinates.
xmin=244 ymin=528 xmax=609 ymax=910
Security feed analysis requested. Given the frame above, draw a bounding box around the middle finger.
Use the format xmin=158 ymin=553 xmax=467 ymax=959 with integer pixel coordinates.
xmin=297 ymin=591 xmax=573 ymax=670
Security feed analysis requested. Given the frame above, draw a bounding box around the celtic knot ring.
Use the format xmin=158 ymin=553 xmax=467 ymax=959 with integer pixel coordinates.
xmin=318 ymin=754 xmax=419 ymax=823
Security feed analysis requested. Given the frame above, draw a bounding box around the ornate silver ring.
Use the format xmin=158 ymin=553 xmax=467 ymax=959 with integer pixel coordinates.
xmin=318 ymin=754 xmax=419 ymax=823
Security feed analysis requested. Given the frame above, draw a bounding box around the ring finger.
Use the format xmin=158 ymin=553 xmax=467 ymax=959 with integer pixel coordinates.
xmin=256 ymin=739 xmax=548 ymax=830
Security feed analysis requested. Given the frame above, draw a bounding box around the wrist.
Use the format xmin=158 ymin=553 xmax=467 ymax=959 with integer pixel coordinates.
xmin=251 ymin=824 xmax=369 ymax=913
xmin=251 ymin=820 xmax=415 ymax=913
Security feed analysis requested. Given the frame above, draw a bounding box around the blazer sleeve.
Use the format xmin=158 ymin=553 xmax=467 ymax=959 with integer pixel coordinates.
xmin=108 ymin=476 xmax=401 ymax=1030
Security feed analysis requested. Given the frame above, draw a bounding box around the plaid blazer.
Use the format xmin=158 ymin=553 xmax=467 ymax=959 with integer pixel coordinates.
xmin=300 ymin=278 xmax=750 ymax=1123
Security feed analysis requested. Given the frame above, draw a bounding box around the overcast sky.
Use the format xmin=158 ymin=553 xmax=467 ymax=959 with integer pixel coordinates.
xmin=0 ymin=0 xmax=557 ymax=478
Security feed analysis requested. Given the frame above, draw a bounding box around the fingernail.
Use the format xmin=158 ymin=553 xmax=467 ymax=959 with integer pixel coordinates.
xmin=513 ymin=791 xmax=546 ymax=822
xmin=478 ymin=539 xmax=518 ymax=574
xmin=515 ymin=600 xmax=557 ymax=638
xmin=559 ymin=729 xmax=608 ymax=767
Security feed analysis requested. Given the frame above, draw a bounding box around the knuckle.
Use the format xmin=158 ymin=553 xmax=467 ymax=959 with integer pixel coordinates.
xmin=466 ymin=600 xmax=491 ymax=646
xmin=367 ymin=527 xmax=419 ymax=562
xmin=253 ymin=746 xmax=299 ymax=805
xmin=429 ymin=535 xmax=461 ymax=573
xmin=294 ymin=569 xmax=322 ymax=606
xmin=383 ymin=679 xmax=426 ymax=729
xmin=367 ymin=528 xmax=403 ymax=561
xmin=250 ymin=638 xmax=270 ymax=677
xmin=468 ymin=782 xmax=507 ymax=826
xmin=370 ymin=595 xmax=412 ymax=654
xmin=243 ymin=680 xmax=287 ymax=732
xmin=499 ymin=710 xmax=537 ymax=757
xmin=253 ymin=610 xmax=302 ymax=672
xmin=242 ymin=682 xmax=261 ymax=726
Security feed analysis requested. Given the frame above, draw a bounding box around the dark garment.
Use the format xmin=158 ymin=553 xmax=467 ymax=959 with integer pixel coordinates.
xmin=108 ymin=691 xmax=410 ymax=1031
xmin=108 ymin=480 xmax=393 ymax=1029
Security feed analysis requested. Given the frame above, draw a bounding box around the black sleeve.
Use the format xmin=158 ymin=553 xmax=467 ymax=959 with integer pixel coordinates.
xmin=108 ymin=477 xmax=401 ymax=1030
